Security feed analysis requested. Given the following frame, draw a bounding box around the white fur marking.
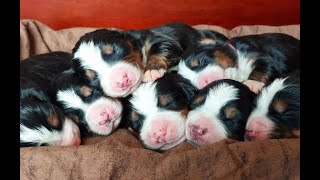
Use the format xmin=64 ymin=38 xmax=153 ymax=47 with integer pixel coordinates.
xmin=248 ymin=78 xmax=287 ymax=118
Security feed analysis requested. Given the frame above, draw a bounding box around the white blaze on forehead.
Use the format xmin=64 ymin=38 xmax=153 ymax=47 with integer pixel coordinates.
xmin=224 ymin=50 xmax=255 ymax=82
xmin=74 ymin=41 xmax=111 ymax=75
xmin=187 ymin=83 xmax=239 ymax=137
xmin=248 ymin=78 xmax=287 ymax=118
xmin=178 ymin=60 xmax=224 ymax=88
xmin=57 ymin=89 xmax=88 ymax=110
xmin=130 ymin=82 xmax=158 ymax=115
xmin=177 ymin=60 xmax=198 ymax=86
xmin=203 ymin=83 xmax=239 ymax=115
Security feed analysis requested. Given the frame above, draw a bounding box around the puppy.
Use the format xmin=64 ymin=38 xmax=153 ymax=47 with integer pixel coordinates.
xmin=20 ymin=51 xmax=73 ymax=93
xmin=178 ymin=33 xmax=300 ymax=93
xmin=72 ymin=22 xmax=227 ymax=97
xmin=244 ymin=73 xmax=300 ymax=141
xmin=72 ymin=29 xmax=144 ymax=98
xmin=138 ymin=23 xmax=229 ymax=82
xmin=121 ymin=73 xmax=197 ymax=151
xmin=50 ymin=69 xmax=123 ymax=136
xmin=186 ymin=79 xmax=256 ymax=147
xmin=20 ymin=52 xmax=81 ymax=147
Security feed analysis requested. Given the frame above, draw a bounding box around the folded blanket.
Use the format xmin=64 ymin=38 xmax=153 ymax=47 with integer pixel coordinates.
xmin=20 ymin=19 xmax=300 ymax=180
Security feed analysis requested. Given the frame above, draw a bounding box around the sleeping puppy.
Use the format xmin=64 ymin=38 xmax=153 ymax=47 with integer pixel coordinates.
xmin=20 ymin=52 xmax=81 ymax=147
xmin=244 ymin=72 xmax=300 ymax=141
xmin=186 ymin=79 xmax=256 ymax=147
xmin=134 ymin=23 xmax=229 ymax=82
xmin=50 ymin=69 xmax=123 ymax=136
xmin=20 ymin=51 xmax=73 ymax=93
xmin=178 ymin=33 xmax=300 ymax=93
xmin=72 ymin=22 xmax=227 ymax=97
xmin=121 ymin=73 xmax=197 ymax=151
xmin=72 ymin=29 xmax=144 ymax=98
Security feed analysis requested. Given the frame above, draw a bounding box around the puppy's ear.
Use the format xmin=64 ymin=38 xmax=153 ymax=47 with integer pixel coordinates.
xmin=176 ymin=75 xmax=198 ymax=101
xmin=20 ymin=87 xmax=49 ymax=102
xmin=126 ymin=31 xmax=143 ymax=49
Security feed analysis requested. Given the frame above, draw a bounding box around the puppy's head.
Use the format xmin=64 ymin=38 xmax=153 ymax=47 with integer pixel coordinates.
xmin=20 ymin=86 xmax=80 ymax=147
xmin=53 ymin=70 xmax=123 ymax=136
xmin=186 ymin=79 xmax=256 ymax=147
xmin=178 ymin=42 xmax=238 ymax=89
xmin=124 ymin=73 xmax=197 ymax=150
xmin=72 ymin=29 xmax=144 ymax=98
xmin=245 ymin=77 xmax=300 ymax=141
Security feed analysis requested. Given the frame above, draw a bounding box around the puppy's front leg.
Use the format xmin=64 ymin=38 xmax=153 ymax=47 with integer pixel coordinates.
xmin=143 ymin=37 xmax=183 ymax=82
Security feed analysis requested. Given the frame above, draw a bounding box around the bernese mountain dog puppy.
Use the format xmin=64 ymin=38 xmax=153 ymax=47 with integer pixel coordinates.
xmin=71 ymin=22 xmax=227 ymax=98
xmin=20 ymin=52 xmax=81 ymax=147
xmin=50 ymin=69 xmax=123 ymax=137
xmin=244 ymin=70 xmax=300 ymax=141
xmin=178 ymin=33 xmax=300 ymax=93
xmin=121 ymin=73 xmax=197 ymax=151
xmin=186 ymin=79 xmax=256 ymax=147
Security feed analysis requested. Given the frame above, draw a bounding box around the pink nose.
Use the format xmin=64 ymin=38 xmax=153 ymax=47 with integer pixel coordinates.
xmin=153 ymin=128 xmax=167 ymax=143
xmin=190 ymin=125 xmax=208 ymax=138
xmin=99 ymin=112 xmax=110 ymax=125
xmin=203 ymin=80 xmax=210 ymax=87
xmin=244 ymin=130 xmax=259 ymax=141
xmin=116 ymin=75 xmax=131 ymax=88
xmin=71 ymin=137 xmax=81 ymax=146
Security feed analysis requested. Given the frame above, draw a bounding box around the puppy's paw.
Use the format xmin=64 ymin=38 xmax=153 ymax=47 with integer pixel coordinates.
xmin=243 ymin=80 xmax=265 ymax=94
xmin=143 ymin=69 xmax=166 ymax=82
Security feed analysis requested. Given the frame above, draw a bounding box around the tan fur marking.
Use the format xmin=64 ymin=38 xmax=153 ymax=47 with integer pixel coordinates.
xmin=145 ymin=54 xmax=168 ymax=71
xmin=190 ymin=59 xmax=199 ymax=67
xmin=193 ymin=95 xmax=205 ymax=106
xmin=180 ymin=108 xmax=189 ymax=120
xmin=85 ymin=69 xmax=96 ymax=80
xmin=47 ymin=114 xmax=60 ymax=128
xmin=130 ymin=111 xmax=140 ymax=122
xmin=214 ymin=50 xmax=235 ymax=69
xmin=159 ymin=95 xmax=170 ymax=106
xmin=80 ymin=86 xmax=93 ymax=97
xmin=249 ymin=71 xmax=269 ymax=84
xmin=199 ymin=38 xmax=217 ymax=45
xmin=124 ymin=51 xmax=143 ymax=69
xmin=144 ymin=39 xmax=152 ymax=56
xmin=274 ymin=100 xmax=287 ymax=113
xmin=101 ymin=44 xmax=113 ymax=54
xmin=224 ymin=106 xmax=238 ymax=119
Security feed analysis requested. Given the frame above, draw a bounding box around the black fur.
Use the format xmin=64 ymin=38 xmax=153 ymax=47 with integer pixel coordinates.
xmin=138 ymin=22 xmax=229 ymax=70
xmin=180 ymin=33 xmax=300 ymax=86
xmin=72 ymin=22 xmax=228 ymax=91
xmin=20 ymin=52 xmax=73 ymax=147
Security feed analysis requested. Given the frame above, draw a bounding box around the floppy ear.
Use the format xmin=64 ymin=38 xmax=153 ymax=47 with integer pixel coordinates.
xmin=126 ymin=31 xmax=144 ymax=49
xmin=177 ymin=75 xmax=198 ymax=102
xmin=20 ymin=87 xmax=49 ymax=102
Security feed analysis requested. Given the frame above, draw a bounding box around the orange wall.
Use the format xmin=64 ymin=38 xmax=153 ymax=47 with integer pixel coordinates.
xmin=20 ymin=0 xmax=300 ymax=30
